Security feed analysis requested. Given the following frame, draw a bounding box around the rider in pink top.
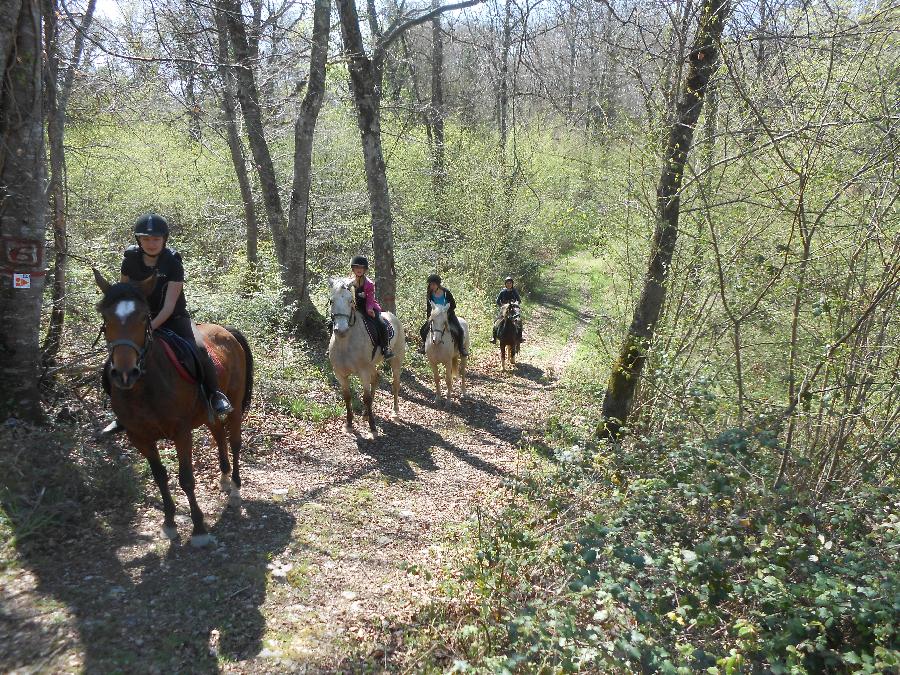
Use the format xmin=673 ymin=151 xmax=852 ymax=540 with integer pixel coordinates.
xmin=351 ymin=255 xmax=393 ymax=359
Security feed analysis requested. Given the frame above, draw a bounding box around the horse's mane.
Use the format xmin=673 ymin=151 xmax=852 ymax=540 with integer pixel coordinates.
xmin=97 ymin=282 xmax=149 ymax=311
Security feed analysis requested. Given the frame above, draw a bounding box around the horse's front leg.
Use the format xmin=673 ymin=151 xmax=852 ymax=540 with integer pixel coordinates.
xmin=363 ymin=369 xmax=378 ymax=436
xmin=501 ymin=343 xmax=506 ymax=371
xmin=390 ymin=359 xmax=401 ymax=418
xmin=337 ymin=372 xmax=353 ymax=432
xmin=139 ymin=441 xmax=177 ymax=540
xmin=174 ymin=430 xmax=212 ymax=547
xmin=445 ymin=358 xmax=454 ymax=406
xmin=431 ymin=362 xmax=442 ymax=403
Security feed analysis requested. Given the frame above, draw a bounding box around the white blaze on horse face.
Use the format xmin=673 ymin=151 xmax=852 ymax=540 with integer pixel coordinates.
xmin=115 ymin=300 xmax=137 ymax=324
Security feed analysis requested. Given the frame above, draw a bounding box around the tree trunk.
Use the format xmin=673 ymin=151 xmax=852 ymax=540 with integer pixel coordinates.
xmin=337 ymin=0 xmax=398 ymax=313
xmin=0 ymin=0 xmax=46 ymax=420
xmin=42 ymin=0 xmax=96 ymax=363
xmin=430 ymin=0 xmax=446 ymax=187
xmin=219 ymin=0 xmax=287 ymax=264
xmin=214 ymin=5 xmax=258 ymax=266
xmin=497 ymin=0 xmax=512 ymax=157
xmin=599 ymin=0 xmax=729 ymax=439
xmin=287 ymin=0 xmax=331 ymax=328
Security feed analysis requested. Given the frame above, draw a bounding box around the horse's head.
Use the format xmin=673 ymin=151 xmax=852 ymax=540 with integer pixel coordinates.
xmin=94 ymin=269 xmax=154 ymax=389
xmin=428 ymin=301 xmax=451 ymax=334
xmin=328 ymin=277 xmax=356 ymax=337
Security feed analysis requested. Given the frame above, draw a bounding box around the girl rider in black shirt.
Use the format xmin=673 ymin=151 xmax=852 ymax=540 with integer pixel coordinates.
xmin=101 ymin=214 xmax=232 ymax=435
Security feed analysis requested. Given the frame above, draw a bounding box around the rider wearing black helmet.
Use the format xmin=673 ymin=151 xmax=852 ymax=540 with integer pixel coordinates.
xmin=349 ymin=255 xmax=394 ymax=359
xmin=418 ymin=273 xmax=468 ymax=356
xmin=492 ymin=275 xmax=523 ymax=343
xmin=101 ymin=213 xmax=232 ymax=435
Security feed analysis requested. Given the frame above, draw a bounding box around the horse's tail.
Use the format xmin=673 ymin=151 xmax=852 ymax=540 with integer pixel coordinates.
xmin=225 ymin=327 xmax=254 ymax=414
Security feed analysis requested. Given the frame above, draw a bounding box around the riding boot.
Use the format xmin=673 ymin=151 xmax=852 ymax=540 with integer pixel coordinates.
xmin=454 ymin=330 xmax=469 ymax=357
xmin=491 ymin=324 xmax=498 ymax=343
xmin=197 ymin=346 xmax=233 ymax=419
xmin=418 ymin=322 xmax=428 ymax=354
xmin=376 ymin=313 xmax=394 ymax=359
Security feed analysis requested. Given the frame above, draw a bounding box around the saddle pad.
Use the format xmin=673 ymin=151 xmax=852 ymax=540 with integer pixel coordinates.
xmin=157 ymin=328 xmax=224 ymax=383
xmin=362 ymin=315 xmax=395 ymax=347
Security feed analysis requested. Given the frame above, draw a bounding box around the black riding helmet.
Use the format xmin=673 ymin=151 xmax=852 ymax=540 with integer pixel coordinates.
xmin=350 ymin=255 xmax=369 ymax=269
xmin=134 ymin=213 xmax=169 ymax=238
xmin=134 ymin=214 xmax=169 ymax=257
xmin=427 ymin=273 xmax=442 ymax=286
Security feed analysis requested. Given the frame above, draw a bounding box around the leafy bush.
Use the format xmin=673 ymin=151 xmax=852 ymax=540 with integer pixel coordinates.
xmin=406 ymin=426 xmax=898 ymax=673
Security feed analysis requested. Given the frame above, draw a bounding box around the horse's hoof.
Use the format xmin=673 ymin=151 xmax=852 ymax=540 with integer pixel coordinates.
xmin=220 ymin=475 xmax=232 ymax=494
xmin=162 ymin=524 xmax=178 ymax=540
xmin=190 ymin=533 xmax=216 ymax=548
xmin=228 ymin=489 xmax=242 ymax=508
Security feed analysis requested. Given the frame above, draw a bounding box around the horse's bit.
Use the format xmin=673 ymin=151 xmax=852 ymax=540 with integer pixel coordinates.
xmin=104 ymin=315 xmax=154 ymax=376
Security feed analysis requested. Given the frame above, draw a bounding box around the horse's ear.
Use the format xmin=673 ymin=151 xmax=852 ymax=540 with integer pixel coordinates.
xmin=93 ymin=268 xmax=111 ymax=294
xmin=133 ymin=272 xmax=157 ymax=298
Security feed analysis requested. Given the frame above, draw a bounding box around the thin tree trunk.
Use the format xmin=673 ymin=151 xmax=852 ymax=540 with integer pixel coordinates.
xmin=214 ymin=5 xmax=258 ymax=266
xmin=0 ymin=0 xmax=46 ymax=420
xmin=565 ymin=0 xmax=576 ymax=117
xmin=599 ymin=0 xmax=729 ymax=439
xmin=287 ymin=0 xmax=331 ymax=328
xmin=337 ymin=0 xmax=398 ymax=312
xmin=497 ymin=0 xmax=512 ymax=158
xmin=430 ymin=0 xmax=445 ymax=187
xmin=219 ymin=0 xmax=287 ymax=264
xmin=42 ymin=0 xmax=96 ymax=363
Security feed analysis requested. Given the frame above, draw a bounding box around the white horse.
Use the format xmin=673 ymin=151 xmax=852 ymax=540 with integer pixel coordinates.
xmin=328 ymin=279 xmax=406 ymax=437
xmin=425 ymin=301 xmax=469 ymax=405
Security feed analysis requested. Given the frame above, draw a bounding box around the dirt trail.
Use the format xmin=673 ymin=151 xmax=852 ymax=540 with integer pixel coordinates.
xmin=1 ymin=280 xmax=592 ymax=674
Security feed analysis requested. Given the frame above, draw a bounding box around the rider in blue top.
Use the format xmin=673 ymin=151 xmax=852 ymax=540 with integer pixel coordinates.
xmin=418 ymin=273 xmax=468 ymax=356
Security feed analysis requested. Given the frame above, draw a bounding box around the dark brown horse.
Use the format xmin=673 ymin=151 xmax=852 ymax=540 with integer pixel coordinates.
xmin=94 ymin=270 xmax=253 ymax=547
xmin=497 ymin=301 xmax=522 ymax=371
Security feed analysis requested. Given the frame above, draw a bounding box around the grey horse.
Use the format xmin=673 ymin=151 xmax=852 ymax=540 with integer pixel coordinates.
xmin=328 ymin=279 xmax=406 ymax=437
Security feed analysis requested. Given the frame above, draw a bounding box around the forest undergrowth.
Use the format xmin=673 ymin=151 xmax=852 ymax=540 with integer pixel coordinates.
xmin=390 ymin=257 xmax=899 ymax=674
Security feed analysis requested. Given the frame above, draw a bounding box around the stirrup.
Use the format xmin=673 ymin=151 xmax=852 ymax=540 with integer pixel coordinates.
xmin=382 ymin=349 xmax=395 ymax=360
xmin=211 ymin=391 xmax=233 ymax=419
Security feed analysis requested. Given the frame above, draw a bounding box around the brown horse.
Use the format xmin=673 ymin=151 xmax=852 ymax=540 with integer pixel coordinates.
xmin=497 ymin=301 xmax=522 ymax=371
xmin=94 ymin=270 xmax=253 ymax=547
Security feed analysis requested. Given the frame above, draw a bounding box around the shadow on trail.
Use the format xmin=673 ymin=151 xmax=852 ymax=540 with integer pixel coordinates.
xmin=391 ymin=364 xmax=533 ymax=455
xmin=357 ymin=415 xmax=509 ymax=481
xmin=1 ymin=425 xmax=294 ymax=674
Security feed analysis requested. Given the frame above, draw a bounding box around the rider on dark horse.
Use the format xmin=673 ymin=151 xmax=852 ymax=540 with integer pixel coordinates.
xmin=101 ymin=214 xmax=232 ymax=435
xmin=350 ymin=255 xmax=394 ymax=360
xmin=492 ymin=275 xmax=524 ymax=343
xmin=418 ymin=273 xmax=468 ymax=357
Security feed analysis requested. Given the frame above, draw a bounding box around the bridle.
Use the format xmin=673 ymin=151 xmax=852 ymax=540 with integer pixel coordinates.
xmin=104 ymin=313 xmax=154 ymax=377
xmin=429 ymin=311 xmax=451 ymax=343
xmin=330 ymin=284 xmax=357 ymax=330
